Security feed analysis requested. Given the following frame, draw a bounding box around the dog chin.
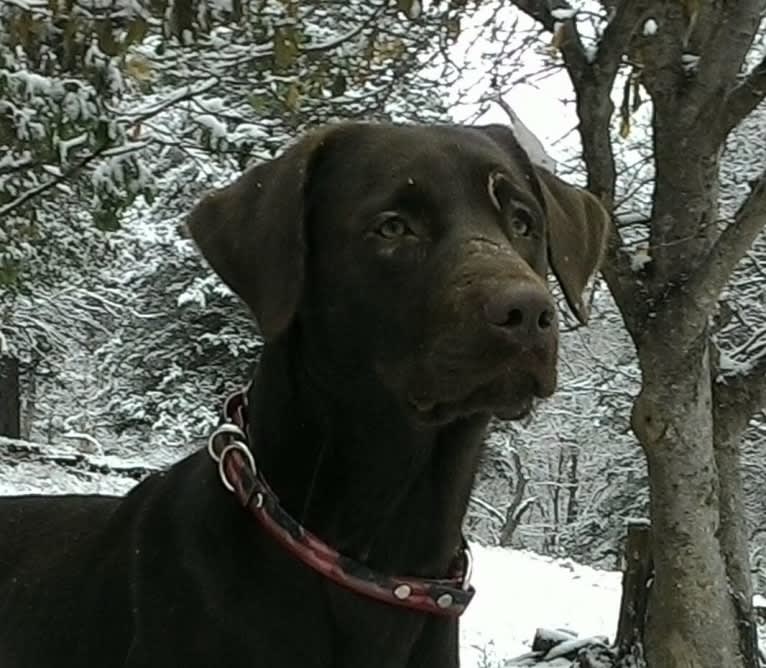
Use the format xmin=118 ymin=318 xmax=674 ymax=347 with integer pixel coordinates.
xmin=492 ymin=397 xmax=536 ymax=421
xmin=408 ymin=389 xmax=537 ymax=426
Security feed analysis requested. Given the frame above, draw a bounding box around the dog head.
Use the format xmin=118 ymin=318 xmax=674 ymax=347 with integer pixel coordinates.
xmin=189 ymin=123 xmax=608 ymax=424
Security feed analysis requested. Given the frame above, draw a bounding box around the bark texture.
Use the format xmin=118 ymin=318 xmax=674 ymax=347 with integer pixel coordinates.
xmin=0 ymin=355 xmax=20 ymax=440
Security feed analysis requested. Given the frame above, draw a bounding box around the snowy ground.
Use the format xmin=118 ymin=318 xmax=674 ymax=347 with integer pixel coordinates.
xmin=461 ymin=546 xmax=620 ymax=666
xmin=0 ymin=441 xmax=622 ymax=667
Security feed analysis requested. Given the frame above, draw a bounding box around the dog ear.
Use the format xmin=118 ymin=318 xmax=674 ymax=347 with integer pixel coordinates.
xmin=533 ymin=167 xmax=609 ymax=324
xmin=188 ymin=129 xmax=332 ymax=340
xmin=473 ymin=124 xmax=609 ymax=325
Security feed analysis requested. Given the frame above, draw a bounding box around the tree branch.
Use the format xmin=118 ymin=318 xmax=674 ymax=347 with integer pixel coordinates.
xmin=681 ymin=169 xmax=766 ymax=322
xmin=718 ymin=53 xmax=766 ymax=141
xmin=646 ymin=168 xmax=766 ymax=357
xmin=507 ymin=0 xmax=560 ymax=32
xmin=689 ymin=2 xmax=764 ymax=134
xmin=710 ymin=354 xmax=761 ymax=668
xmin=507 ymin=0 xmax=589 ymax=76
xmin=508 ymin=0 xmax=654 ymax=338
xmin=600 ymin=219 xmax=651 ymax=335
xmin=714 ymin=348 xmax=766 ymax=446
xmin=592 ymin=0 xmax=652 ymax=83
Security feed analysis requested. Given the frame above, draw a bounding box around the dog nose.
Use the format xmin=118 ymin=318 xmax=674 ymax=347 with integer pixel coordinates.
xmin=483 ymin=286 xmax=556 ymax=348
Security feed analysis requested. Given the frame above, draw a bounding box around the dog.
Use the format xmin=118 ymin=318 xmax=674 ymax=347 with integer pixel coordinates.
xmin=0 ymin=122 xmax=608 ymax=667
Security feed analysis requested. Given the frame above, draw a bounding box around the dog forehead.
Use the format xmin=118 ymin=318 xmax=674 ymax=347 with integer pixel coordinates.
xmin=338 ymin=125 xmax=514 ymax=174
xmin=312 ymin=124 xmax=530 ymax=208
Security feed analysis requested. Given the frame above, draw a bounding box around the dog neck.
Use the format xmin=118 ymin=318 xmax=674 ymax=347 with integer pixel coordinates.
xmin=245 ymin=332 xmax=489 ymax=579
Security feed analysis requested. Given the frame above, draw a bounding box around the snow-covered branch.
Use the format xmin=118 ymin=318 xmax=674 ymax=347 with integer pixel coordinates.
xmin=469 ymin=495 xmax=506 ymax=523
xmin=0 ymin=141 xmax=144 ymax=218
xmin=0 ymin=75 xmax=216 ymax=218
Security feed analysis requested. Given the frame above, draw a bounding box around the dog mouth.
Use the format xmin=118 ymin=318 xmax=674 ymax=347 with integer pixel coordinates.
xmin=407 ymin=372 xmax=543 ymax=425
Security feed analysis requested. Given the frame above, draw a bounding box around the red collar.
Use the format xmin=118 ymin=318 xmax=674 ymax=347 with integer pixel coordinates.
xmin=207 ymin=389 xmax=475 ymax=617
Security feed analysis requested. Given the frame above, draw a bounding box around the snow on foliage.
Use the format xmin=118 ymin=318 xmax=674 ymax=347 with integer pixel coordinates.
xmin=0 ymin=0 xmax=464 ymax=295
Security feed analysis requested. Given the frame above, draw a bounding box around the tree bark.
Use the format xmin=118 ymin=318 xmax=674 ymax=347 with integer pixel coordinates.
xmin=499 ymin=450 xmax=530 ymax=547
xmin=615 ymin=521 xmax=652 ymax=658
xmin=0 ymin=355 xmax=20 ymax=439
xmin=632 ymin=339 xmax=742 ymax=667
xmin=713 ymin=359 xmax=763 ymax=668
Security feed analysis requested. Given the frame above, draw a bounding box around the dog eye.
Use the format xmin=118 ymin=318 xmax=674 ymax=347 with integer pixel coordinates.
xmin=375 ymin=214 xmax=411 ymax=239
xmin=510 ymin=209 xmax=533 ymax=237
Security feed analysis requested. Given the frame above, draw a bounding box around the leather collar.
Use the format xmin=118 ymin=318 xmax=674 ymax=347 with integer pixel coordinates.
xmin=207 ymin=389 xmax=475 ymax=617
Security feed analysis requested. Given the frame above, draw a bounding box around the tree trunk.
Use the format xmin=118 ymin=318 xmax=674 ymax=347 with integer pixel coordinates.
xmin=713 ymin=376 xmax=761 ymax=668
xmin=566 ymin=447 xmax=578 ymax=525
xmin=615 ymin=520 xmax=652 ymax=657
xmin=504 ymin=2 xmax=765 ymax=667
xmin=499 ymin=451 xmax=529 ymax=547
xmin=0 ymin=354 xmax=20 ymax=439
xmin=631 ymin=338 xmax=743 ymax=667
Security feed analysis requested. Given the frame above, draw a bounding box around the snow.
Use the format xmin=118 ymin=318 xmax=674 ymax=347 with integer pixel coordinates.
xmin=56 ymin=131 xmax=89 ymax=163
xmin=460 ymin=545 xmax=621 ymax=666
xmin=228 ymin=122 xmax=268 ymax=145
xmin=551 ymin=8 xmax=577 ymax=21
xmin=407 ymin=0 xmax=422 ymax=20
xmin=629 ymin=245 xmax=652 ymax=273
xmin=642 ymin=19 xmax=658 ymax=37
xmin=196 ymin=113 xmax=228 ymax=140
xmin=681 ymin=53 xmax=701 ymax=73
xmin=717 ymin=349 xmax=754 ymax=380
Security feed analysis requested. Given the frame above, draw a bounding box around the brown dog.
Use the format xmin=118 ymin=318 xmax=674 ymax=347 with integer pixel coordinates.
xmin=0 ymin=123 xmax=607 ymax=667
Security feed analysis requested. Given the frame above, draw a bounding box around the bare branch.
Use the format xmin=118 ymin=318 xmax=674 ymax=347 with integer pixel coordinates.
xmin=507 ymin=0 xmax=590 ymax=76
xmin=499 ymin=449 xmax=531 ymax=546
xmin=508 ymin=0 xmax=655 ymax=338
xmin=468 ymin=495 xmax=506 ymax=523
xmin=648 ymin=169 xmax=766 ymax=354
xmin=718 ymin=54 xmax=766 ymax=141
xmin=684 ymin=169 xmax=766 ymax=319
xmin=592 ymin=0 xmax=652 ymax=83
xmin=714 ymin=350 xmax=766 ymax=444
xmin=695 ymin=6 xmax=760 ymax=86
xmin=600 ymin=219 xmax=652 ymax=335
xmin=506 ymin=0 xmax=560 ymax=32
xmin=689 ymin=3 xmax=765 ymax=132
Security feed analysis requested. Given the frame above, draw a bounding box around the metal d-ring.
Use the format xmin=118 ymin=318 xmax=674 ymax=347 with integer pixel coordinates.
xmin=207 ymin=422 xmax=247 ymax=462
xmin=462 ymin=544 xmax=474 ymax=591
xmin=217 ymin=441 xmax=256 ymax=493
